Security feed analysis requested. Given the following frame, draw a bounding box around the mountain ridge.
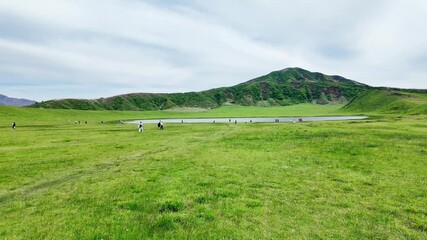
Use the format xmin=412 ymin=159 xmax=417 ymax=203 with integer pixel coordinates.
xmin=0 ymin=94 xmax=36 ymax=107
xmin=31 ymin=67 xmax=371 ymax=110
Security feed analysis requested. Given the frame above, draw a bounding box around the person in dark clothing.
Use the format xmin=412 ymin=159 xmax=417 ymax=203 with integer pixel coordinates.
xmin=138 ymin=121 xmax=143 ymax=132
xmin=12 ymin=122 xmax=16 ymax=130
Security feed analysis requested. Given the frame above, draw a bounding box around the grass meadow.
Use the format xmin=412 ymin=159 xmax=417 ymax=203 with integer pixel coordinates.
xmin=0 ymin=104 xmax=426 ymax=239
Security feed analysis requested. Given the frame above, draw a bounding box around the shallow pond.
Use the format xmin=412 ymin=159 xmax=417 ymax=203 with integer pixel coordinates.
xmin=126 ymin=116 xmax=368 ymax=124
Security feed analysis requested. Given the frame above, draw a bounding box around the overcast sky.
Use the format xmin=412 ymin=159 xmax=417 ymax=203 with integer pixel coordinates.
xmin=0 ymin=0 xmax=426 ymax=101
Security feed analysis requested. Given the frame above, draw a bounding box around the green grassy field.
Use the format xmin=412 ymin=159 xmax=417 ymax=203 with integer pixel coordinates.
xmin=0 ymin=104 xmax=426 ymax=239
xmin=0 ymin=104 xmax=346 ymax=125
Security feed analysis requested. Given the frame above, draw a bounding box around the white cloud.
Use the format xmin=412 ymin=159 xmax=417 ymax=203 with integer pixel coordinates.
xmin=0 ymin=0 xmax=426 ymax=101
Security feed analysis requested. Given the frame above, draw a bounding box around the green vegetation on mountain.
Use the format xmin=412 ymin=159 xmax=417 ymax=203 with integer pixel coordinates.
xmin=31 ymin=68 xmax=370 ymax=110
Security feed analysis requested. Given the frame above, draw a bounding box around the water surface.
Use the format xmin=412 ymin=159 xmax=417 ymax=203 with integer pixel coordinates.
xmin=127 ymin=116 xmax=368 ymax=124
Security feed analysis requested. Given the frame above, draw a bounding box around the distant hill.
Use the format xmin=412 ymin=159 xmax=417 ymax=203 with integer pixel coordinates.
xmin=343 ymin=88 xmax=427 ymax=115
xmin=0 ymin=94 xmax=36 ymax=107
xmin=31 ymin=68 xmax=370 ymax=110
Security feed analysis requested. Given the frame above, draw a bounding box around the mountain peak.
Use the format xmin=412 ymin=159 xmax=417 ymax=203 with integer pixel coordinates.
xmin=279 ymin=67 xmax=308 ymax=72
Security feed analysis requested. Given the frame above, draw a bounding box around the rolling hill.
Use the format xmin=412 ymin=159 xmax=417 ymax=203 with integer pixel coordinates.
xmin=30 ymin=68 xmax=370 ymax=111
xmin=343 ymin=88 xmax=427 ymax=115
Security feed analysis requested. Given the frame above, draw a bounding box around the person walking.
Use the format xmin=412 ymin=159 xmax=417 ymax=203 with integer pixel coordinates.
xmin=138 ymin=121 xmax=143 ymax=132
xmin=12 ymin=122 xmax=16 ymax=130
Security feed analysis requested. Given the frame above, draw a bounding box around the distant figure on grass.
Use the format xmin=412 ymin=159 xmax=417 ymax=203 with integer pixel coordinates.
xmin=12 ymin=122 xmax=16 ymax=130
xmin=138 ymin=121 xmax=143 ymax=132
xmin=158 ymin=120 xmax=164 ymax=130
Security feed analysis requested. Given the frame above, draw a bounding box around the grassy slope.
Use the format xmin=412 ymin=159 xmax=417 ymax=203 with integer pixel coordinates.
xmin=0 ymin=105 xmax=426 ymax=239
xmin=342 ymin=89 xmax=427 ymax=115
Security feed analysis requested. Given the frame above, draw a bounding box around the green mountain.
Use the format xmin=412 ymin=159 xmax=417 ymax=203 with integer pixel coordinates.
xmin=31 ymin=67 xmax=370 ymax=111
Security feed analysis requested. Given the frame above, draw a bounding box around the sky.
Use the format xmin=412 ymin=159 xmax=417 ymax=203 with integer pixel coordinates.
xmin=0 ymin=0 xmax=426 ymax=101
